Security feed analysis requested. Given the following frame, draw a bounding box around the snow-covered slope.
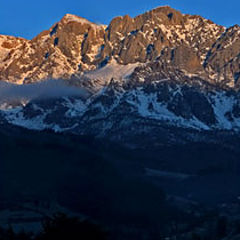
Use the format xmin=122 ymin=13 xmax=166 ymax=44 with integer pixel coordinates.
xmin=1 ymin=73 xmax=240 ymax=147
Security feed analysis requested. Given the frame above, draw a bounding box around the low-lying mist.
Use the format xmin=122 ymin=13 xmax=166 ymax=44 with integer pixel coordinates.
xmin=0 ymin=79 xmax=89 ymax=103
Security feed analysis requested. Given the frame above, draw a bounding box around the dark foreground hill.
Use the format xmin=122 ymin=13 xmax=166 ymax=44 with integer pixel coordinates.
xmin=1 ymin=124 xmax=240 ymax=239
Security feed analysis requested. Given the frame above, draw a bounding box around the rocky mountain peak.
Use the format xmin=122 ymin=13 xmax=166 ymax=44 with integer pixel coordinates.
xmin=0 ymin=13 xmax=106 ymax=84
xmin=150 ymin=5 xmax=184 ymax=25
xmin=0 ymin=6 xmax=239 ymax=89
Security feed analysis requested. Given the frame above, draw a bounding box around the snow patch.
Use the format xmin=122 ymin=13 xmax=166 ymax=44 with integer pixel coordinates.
xmin=84 ymin=59 xmax=141 ymax=83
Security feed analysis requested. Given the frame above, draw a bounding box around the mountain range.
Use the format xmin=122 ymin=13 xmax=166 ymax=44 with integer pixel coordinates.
xmin=1 ymin=6 xmax=240 ymax=147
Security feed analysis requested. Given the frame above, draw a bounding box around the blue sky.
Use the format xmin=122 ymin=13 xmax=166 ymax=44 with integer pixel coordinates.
xmin=1 ymin=0 xmax=239 ymax=39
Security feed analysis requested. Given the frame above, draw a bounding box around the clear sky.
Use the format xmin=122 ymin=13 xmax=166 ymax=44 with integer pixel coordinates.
xmin=1 ymin=0 xmax=239 ymax=39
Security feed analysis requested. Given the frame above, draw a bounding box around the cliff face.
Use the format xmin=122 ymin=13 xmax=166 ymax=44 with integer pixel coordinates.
xmin=105 ymin=7 xmax=224 ymax=65
xmin=1 ymin=6 xmax=239 ymax=89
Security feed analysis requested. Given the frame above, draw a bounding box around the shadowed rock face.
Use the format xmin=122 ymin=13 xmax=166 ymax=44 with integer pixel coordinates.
xmin=3 ymin=75 xmax=240 ymax=148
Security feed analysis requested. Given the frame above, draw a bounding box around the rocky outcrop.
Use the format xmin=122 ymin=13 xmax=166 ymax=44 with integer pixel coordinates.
xmin=203 ymin=25 xmax=240 ymax=87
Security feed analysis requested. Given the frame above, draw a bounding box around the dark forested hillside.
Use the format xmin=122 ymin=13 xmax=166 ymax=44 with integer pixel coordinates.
xmin=1 ymin=124 xmax=240 ymax=239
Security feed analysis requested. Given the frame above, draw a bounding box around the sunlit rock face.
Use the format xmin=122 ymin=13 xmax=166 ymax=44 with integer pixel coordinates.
xmin=1 ymin=6 xmax=240 ymax=88
xmin=0 ymin=14 xmax=106 ymax=84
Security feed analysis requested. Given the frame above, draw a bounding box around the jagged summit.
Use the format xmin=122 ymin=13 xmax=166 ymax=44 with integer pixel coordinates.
xmin=62 ymin=13 xmax=91 ymax=23
xmin=60 ymin=13 xmax=104 ymax=29
xmin=145 ymin=5 xmax=181 ymax=16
